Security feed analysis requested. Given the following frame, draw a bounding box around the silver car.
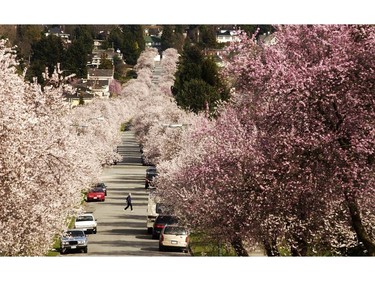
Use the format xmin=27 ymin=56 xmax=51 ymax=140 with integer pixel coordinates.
xmin=60 ymin=229 xmax=88 ymax=254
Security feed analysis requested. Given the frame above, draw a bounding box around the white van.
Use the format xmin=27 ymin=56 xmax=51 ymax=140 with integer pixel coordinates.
xmin=146 ymin=192 xmax=167 ymax=233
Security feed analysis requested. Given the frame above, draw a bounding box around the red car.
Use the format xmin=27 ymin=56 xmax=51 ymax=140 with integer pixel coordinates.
xmin=86 ymin=187 xmax=105 ymax=202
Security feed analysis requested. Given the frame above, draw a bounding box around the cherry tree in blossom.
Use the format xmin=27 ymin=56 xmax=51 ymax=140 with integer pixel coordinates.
xmin=223 ymin=24 xmax=375 ymax=256
xmin=0 ymin=40 xmax=94 ymax=255
xmin=153 ymin=25 xmax=375 ymax=256
xmin=0 ymin=39 xmax=131 ymax=255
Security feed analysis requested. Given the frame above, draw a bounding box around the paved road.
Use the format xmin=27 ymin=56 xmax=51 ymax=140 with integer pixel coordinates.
xmin=78 ymin=130 xmax=189 ymax=256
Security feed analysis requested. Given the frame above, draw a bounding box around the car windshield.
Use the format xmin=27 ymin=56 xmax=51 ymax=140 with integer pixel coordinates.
xmin=63 ymin=230 xmax=84 ymax=237
xmin=91 ymin=188 xmax=103 ymax=192
xmin=163 ymin=226 xmax=187 ymax=235
xmin=76 ymin=215 xmax=93 ymax=221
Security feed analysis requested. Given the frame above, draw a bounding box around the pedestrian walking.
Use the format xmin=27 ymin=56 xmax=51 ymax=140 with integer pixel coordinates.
xmin=124 ymin=193 xmax=133 ymax=212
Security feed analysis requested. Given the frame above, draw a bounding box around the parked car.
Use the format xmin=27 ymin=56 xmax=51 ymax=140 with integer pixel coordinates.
xmin=95 ymin=182 xmax=107 ymax=196
xmin=159 ymin=225 xmax=189 ymax=252
xmin=152 ymin=215 xmax=178 ymax=239
xmin=74 ymin=213 xmax=97 ymax=234
xmin=60 ymin=229 xmax=88 ymax=254
xmin=145 ymin=167 xmax=158 ymax=189
xmin=147 ymin=191 xmax=169 ymax=234
xmin=86 ymin=187 xmax=105 ymax=202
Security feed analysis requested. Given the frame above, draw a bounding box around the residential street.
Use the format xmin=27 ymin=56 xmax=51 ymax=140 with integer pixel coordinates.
xmin=79 ymin=129 xmax=189 ymax=256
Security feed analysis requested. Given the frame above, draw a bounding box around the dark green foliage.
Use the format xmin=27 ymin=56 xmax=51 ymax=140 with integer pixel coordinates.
xmin=64 ymin=26 xmax=94 ymax=77
xmin=78 ymin=94 xmax=85 ymax=105
xmin=99 ymin=53 xmax=113 ymax=69
xmin=175 ymin=79 xmax=216 ymax=113
xmin=121 ymin=25 xmax=145 ymax=65
xmin=112 ymin=55 xmax=128 ymax=81
xmin=71 ymin=25 xmax=94 ymax=54
xmin=160 ymin=25 xmax=185 ymax=52
xmin=26 ymin=25 xmax=94 ymax=83
xmin=172 ymin=44 xmax=230 ymax=115
xmin=64 ymin=40 xmax=89 ymax=77
xmin=107 ymin=27 xmax=124 ymax=51
xmin=199 ymin=25 xmax=218 ymax=48
xmin=105 ymin=25 xmax=145 ymax=66
xmin=26 ymin=35 xmax=65 ymax=84
xmin=161 ymin=25 xmax=175 ymax=51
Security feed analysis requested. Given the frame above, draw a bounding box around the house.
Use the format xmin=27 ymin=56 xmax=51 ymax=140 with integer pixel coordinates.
xmin=87 ymin=68 xmax=113 ymax=80
xmin=45 ymin=26 xmax=71 ymax=44
xmin=258 ymin=32 xmax=277 ymax=46
xmin=85 ymin=68 xmax=114 ymax=98
xmin=63 ymin=91 xmax=95 ymax=108
xmin=216 ymin=29 xmax=240 ymax=44
xmin=87 ymin=46 xmax=125 ymax=68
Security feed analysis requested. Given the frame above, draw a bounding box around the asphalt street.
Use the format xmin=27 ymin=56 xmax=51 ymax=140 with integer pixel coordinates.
xmin=80 ymin=129 xmax=189 ymax=256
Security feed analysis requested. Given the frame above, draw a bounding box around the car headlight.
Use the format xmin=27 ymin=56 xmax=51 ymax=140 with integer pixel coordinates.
xmin=62 ymin=241 xmax=69 ymax=245
xmin=78 ymin=240 xmax=85 ymax=244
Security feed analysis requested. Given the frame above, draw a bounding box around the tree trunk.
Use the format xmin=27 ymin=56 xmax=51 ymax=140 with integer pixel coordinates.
xmin=263 ymin=238 xmax=280 ymax=256
xmin=290 ymin=236 xmax=308 ymax=256
xmin=345 ymin=192 xmax=375 ymax=256
xmin=230 ymin=236 xmax=249 ymax=256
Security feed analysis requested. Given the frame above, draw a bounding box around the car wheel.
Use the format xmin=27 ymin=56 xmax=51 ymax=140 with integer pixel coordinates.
xmin=60 ymin=248 xmax=67 ymax=255
xmin=152 ymin=233 xmax=157 ymax=239
xmin=93 ymin=228 xmax=97 ymax=234
xmin=159 ymin=245 xmax=165 ymax=251
xmin=83 ymin=246 xmax=88 ymax=253
xmin=147 ymin=227 xmax=152 ymax=234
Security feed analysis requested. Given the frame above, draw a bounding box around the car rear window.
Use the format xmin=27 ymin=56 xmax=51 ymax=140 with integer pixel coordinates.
xmin=64 ymin=230 xmax=84 ymax=237
xmin=76 ymin=215 xmax=93 ymax=221
xmin=156 ymin=216 xmax=178 ymax=224
xmin=164 ymin=226 xmax=187 ymax=235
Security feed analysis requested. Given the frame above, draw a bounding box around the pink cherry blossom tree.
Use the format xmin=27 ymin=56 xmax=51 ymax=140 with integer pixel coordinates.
xmin=221 ymin=25 xmax=375 ymax=255
xmin=153 ymin=25 xmax=375 ymax=256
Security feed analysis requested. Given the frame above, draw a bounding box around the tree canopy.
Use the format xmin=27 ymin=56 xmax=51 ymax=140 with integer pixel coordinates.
xmin=172 ymin=44 xmax=230 ymax=114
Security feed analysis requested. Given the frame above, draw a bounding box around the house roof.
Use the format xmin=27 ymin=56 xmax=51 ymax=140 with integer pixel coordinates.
xmin=63 ymin=91 xmax=94 ymax=99
xmin=217 ymin=30 xmax=237 ymax=36
xmin=88 ymin=68 xmax=114 ymax=77
xmin=86 ymin=79 xmax=109 ymax=89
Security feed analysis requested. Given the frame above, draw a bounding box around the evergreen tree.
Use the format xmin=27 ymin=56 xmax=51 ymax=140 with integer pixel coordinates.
xmin=172 ymin=44 xmax=230 ymax=114
xmin=26 ymin=34 xmax=65 ymax=84
xmin=161 ymin=25 xmax=175 ymax=51
xmin=199 ymin=25 xmax=218 ymax=48
xmin=121 ymin=25 xmax=145 ymax=65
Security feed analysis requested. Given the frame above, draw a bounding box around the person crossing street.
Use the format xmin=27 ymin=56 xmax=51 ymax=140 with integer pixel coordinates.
xmin=124 ymin=193 xmax=133 ymax=212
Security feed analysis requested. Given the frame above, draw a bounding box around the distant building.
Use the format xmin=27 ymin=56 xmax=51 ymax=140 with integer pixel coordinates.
xmin=144 ymin=35 xmax=162 ymax=50
xmin=63 ymin=91 xmax=95 ymax=108
xmin=216 ymin=29 xmax=239 ymax=44
xmin=257 ymin=32 xmax=277 ymax=46
xmin=45 ymin=26 xmax=71 ymax=44
xmin=87 ymin=44 xmax=125 ymax=68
